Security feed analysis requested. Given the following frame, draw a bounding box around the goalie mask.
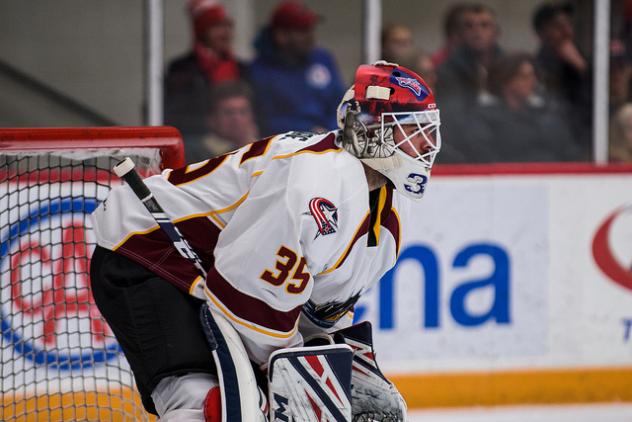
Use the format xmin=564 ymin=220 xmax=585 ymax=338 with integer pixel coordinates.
xmin=337 ymin=61 xmax=441 ymax=200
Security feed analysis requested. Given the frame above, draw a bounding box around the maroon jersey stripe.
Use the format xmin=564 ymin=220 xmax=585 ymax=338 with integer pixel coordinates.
xmin=240 ymin=136 xmax=273 ymax=165
xmin=206 ymin=267 xmax=303 ymax=333
xmin=167 ymin=154 xmax=229 ymax=186
xmin=297 ymin=133 xmax=338 ymax=153
xmin=115 ymin=216 xmax=221 ymax=292
xmin=381 ymin=209 xmax=401 ymax=256
xmin=330 ymin=213 xmax=371 ymax=271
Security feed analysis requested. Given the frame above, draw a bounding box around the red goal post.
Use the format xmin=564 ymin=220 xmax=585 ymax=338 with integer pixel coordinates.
xmin=0 ymin=126 xmax=184 ymax=421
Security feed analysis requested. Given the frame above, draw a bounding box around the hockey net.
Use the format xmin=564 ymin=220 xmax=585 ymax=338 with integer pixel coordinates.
xmin=0 ymin=127 xmax=184 ymax=421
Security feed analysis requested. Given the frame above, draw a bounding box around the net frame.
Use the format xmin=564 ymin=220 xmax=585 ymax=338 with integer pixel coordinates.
xmin=0 ymin=126 xmax=184 ymax=422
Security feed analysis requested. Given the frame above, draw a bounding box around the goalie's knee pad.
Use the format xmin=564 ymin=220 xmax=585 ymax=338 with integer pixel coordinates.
xmin=203 ymin=387 xmax=221 ymax=422
xmin=199 ymin=304 xmax=267 ymax=422
xmin=203 ymin=384 xmax=267 ymax=422
xmin=268 ymin=344 xmax=354 ymax=422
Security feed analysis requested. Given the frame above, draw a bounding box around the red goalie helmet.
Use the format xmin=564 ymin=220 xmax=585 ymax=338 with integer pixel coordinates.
xmin=337 ymin=61 xmax=441 ymax=200
xmin=339 ymin=61 xmax=437 ymax=124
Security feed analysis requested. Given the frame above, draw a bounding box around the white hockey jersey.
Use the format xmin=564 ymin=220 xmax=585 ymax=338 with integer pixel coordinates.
xmin=92 ymin=131 xmax=406 ymax=365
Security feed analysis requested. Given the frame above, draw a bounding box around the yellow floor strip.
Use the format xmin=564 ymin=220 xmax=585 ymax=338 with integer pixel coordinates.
xmin=390 ymin=366 xmax=632 ymax=408
xmin=1 ymin=388 xmax=156 ymax=422
xmin=3 ymin=367 xmax=632 ymax=419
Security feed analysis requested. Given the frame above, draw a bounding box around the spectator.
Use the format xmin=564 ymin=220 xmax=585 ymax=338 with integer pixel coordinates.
xmin=436 ymin=3 xmax=503 ymax=108
xmin=532 ymin=2 xmax=589 ymax=98
xmin=248 ymin=0 xmax=345 ymax=136
xmin=185 ymin=82 xmax=259 ymax=163
xmin=381 ymin=24 xmax=414 ymax=65
xmin=380 ymin=24 xmax=436 ymax=90
xmin=532 ymin=1 xmax=592 ymax=152
xmin=409 ymin=50 xmax=438 ymax=91
xmin=464 ymin=53 xmax=582 ymax=162
xmin=431 ymin=3 xmax=470 ymax=67
xmin=435 ymin=3 xmax=504 ymax=162
xmin=164 ymin=0 xmax=244 ymax=138
xmin=610 ymin=39 xmax=632 ymax=114
xmin=610 ymin=103 xmax=632 ymax=162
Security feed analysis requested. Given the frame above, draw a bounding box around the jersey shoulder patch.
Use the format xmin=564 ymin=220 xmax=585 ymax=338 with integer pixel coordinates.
xmin=306 ymin=197 xmax=339 ymax=238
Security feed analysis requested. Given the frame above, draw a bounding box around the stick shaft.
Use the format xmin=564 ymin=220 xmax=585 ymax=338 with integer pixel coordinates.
xmin=113 ymin=158 xmax=207 ymax=279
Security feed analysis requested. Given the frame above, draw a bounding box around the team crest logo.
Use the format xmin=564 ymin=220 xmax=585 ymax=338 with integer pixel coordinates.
xmin=307 ymin=197 xmax=338 ymax=238
xmin=394 ymin=76 xmax=427 ymax=98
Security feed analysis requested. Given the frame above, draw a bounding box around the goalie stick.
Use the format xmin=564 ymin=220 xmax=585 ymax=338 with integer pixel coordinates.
xmin=113 ymin=157 xmax=259 ymax=422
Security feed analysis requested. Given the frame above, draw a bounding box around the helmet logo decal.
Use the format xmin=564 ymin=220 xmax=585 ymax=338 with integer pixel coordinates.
xmin=404 ymin=173 xmax=428 ymax=195
xmin=307 ymin=197 xmax=339 ymax=238
xmin=389 ymin=68 xmax=430 ymax=101
xmin=394 ymin=76 xmax=422 ymax=96
xmin=395 ymin=76 xmax=429 ymax=99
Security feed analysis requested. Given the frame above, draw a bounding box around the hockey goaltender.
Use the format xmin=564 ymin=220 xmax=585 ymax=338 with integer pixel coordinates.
xmin=90 ymin=61 xmax=441 ymax=422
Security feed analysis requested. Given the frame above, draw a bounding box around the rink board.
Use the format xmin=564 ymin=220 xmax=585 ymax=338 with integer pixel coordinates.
xmin=2 ymin=163 xmax=632 ymax=413
xmin=357 ymin=163 xmax=632 ymax=406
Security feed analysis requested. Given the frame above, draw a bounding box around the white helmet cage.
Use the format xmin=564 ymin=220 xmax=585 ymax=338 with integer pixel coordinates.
xmin=338 ymin=89 xmax=441 ymax=163
xmin=380 ymin=110 xmax=442 ymax=167
xmin=337 ymin=87 xmax=442 ymax=200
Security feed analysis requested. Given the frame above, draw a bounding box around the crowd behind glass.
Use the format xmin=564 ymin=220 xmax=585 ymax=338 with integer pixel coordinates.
xmin=165 ymin=0 xmax=632 ymax=164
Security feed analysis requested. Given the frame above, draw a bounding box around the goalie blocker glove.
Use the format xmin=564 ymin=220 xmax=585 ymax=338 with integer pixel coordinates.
xmin=332 ymin=321 xmax=407 ymax=422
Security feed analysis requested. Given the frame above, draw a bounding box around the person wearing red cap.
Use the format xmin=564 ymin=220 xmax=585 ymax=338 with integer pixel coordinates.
xmin=164 ymin=0 xmax=245 ymax=156
xmin=248 ymin=0 xmax=345 ymax=137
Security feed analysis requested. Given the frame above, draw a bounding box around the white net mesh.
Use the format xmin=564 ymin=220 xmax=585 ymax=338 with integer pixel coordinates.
xmin=1 ymin=147 xmax=162 ymax=421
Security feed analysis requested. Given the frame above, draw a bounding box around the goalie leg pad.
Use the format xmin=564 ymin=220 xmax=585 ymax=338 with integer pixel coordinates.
xmin=268 ymin=344 xmax=354 ymax=422
xmin=199 ymin=303 xmax=267 ymax=422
